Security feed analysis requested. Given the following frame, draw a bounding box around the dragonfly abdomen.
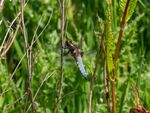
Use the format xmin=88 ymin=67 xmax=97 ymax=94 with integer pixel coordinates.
xmin=76 ymin=56 xmax=87 ymax=79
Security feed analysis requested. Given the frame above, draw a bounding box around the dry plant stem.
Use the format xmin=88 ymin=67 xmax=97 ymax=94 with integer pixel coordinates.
xmin=114 ymin=0 xmax=130 ymax=62
xmin=0 ymin=0 xmax=29 ymax=59
xmin=111 ymin=70 xmax=116 ymax=113
xmin=31 ymin=11 xmax=53 ymax=46
xmin=103 ymin=46 xmax=111 ymax=113
xmin=0 ymin=16 xmax=21 ymax=59
xmin=0 ymin=13 xmax=20 ymax=55
xmin=88 ymin=76 xmax=94 ymax=113
xmin=20 ymin=0 xmax=36 ymax=113
xmin=88 ymin=34 xmax=104 ymax=113
xmin=1 ymin=8 xmax=52 ymax=113
xmin=26 ymin=72 xmax=55 ymax=112
xmin=1 ymin=11 xmax=52 ymax=101
xmin=53 ymin=0 xmax=65 ymax=113
xmin=111 ymin=0 xmax=130 ymax=113
xmin=0 ymin=0 xmax=4 ymax=12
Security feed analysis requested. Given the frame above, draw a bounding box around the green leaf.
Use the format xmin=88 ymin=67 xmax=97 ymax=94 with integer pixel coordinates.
xmin=105 ymin=3 xmax=115 ymax=73
xmin=120 ymin=0 xmax=137 ymax=22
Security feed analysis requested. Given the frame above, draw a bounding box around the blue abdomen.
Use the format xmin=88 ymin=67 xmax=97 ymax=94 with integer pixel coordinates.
xmin=76 ymin=55 xmax=87 ymax=79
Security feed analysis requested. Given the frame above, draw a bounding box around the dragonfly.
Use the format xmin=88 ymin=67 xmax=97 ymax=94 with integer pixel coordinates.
xmin=65 ymin=40 xmax=87 ymax=80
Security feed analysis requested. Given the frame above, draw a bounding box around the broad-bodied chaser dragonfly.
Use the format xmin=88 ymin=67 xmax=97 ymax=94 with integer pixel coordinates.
xmin=65 ymin=40 xmax=87 ymax=79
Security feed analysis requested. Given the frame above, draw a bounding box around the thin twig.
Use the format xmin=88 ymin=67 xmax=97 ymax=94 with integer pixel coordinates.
xmin=0 ymin=9 xmax=52 ymax=113
xmin=88 ymin=33 xmax=104 ymax=113
xmin=0 ymin=13 xmax=20 ymax=54
xmin=26 ymin=72 xmax=55 ymax=112
xmin=53 ymin=0 xmax=65 ymax=112
xmin=0 ymin=0 xmax=29 ymax=59
xmin=59 ymin=0 xmax=65 ymax=102
xmin=111 ymin=0 xmax=130 ymax=113
xmin=20 ymin=0 xmax=36 ymax=112
xmin=31 ymin=12 xmax=53 ymax=46
xmin=1 ymin=12 xmax=52 ymax=95
xmin=114 ymin=0 xmax=130 ymax=63
xmin=0 ymin=0 xmax=4 ymax=12
xmin=0 ymin=16 xmax=21 ymax=58
xmin=88 ymin=76 xmax=94 ymax=113
xmin=1 ymin=53 xmax=26 ymax=96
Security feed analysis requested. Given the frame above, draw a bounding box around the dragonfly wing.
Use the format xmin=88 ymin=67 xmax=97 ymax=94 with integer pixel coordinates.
xmin=76 ymin=55 xmax=87 ymax=79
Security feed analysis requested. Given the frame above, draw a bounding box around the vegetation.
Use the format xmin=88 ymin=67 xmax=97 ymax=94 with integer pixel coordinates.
xmin=0 ymin=0 xmax=150 ymax=113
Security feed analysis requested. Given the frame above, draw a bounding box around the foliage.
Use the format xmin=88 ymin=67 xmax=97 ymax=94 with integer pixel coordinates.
xmin=120 ymin=0 xmax=137 ymax=22
xmin=105 ymin=0 xmax=115 ymax=73
xmin=0 ymin=0 xmax=150 ymax=113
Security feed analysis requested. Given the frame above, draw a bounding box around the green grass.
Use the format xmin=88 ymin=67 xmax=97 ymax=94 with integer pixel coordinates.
xmin=0 ymin=0 xmax=150 ymax=113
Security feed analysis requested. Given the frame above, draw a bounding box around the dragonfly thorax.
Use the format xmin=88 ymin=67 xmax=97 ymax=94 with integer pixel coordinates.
xmin=65 ymin=40 xmax=81 ymax=60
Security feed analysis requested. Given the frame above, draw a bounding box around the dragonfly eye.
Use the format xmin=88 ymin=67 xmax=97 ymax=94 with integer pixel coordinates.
xmin=65 ymin=40 xmax=72 ymax=46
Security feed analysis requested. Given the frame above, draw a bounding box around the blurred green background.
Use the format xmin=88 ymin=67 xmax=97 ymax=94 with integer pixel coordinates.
xmin=0 ymin=0 xmax=150 ymax=113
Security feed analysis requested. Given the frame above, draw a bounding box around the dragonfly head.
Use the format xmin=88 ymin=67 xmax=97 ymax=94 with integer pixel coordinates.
xmin=65 ymin=40 xmax=73 ymax=47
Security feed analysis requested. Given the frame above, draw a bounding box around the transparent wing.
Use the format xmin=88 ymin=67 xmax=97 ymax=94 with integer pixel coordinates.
xmin=76 ymin=55 xmax=87 ymax=79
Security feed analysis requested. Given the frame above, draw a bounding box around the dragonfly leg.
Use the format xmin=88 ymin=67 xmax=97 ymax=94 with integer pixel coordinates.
xmin=63 ymin=46 xmax=70 ymax=56
xmin=80 ymin=51 xmax=84 ymax=57
xmin=63 ymin=46 xmax=68 ymax=49
xmin=63 ymin=44 xmax=72 ymax=56
xmin=64 ymin=50 xmax=70 ymax=56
